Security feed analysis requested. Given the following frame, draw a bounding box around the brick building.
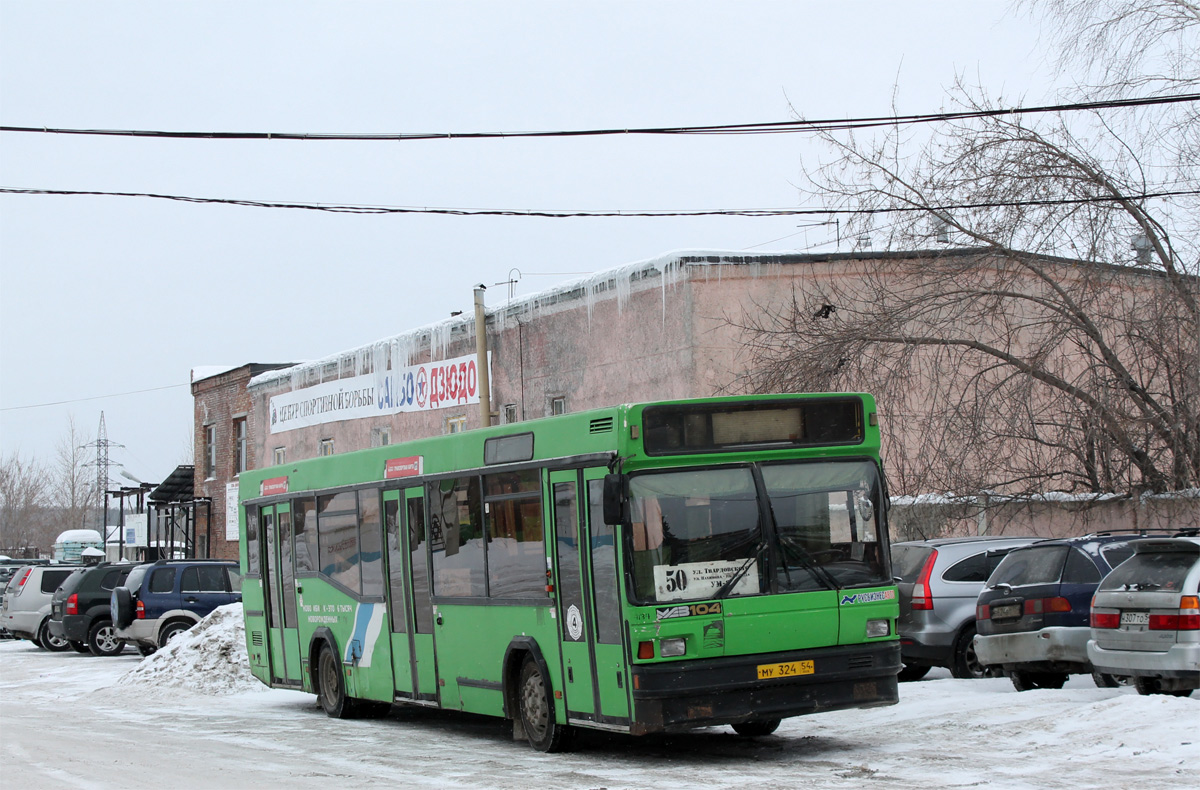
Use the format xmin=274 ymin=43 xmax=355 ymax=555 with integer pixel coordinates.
xmin=210 ymin=248 xmax=1196 ymax=538
xmin=191 ymin=363 xmax=292 ymax=559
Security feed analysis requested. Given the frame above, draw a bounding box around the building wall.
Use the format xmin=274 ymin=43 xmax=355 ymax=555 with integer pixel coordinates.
xmin=192 ymin=364 xmax=290 ymax=560
xmin=233 ymin=251 xmax=1198 ymax=540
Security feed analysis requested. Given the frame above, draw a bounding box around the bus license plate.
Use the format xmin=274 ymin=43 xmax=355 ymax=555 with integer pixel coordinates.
xmin=757 ymin=660 xmax=814 ymax=680
xmin=992 ymin=604 xmax=1020 ymax=619
xmin=1120 ymin=612 xmax=1149 ymax=626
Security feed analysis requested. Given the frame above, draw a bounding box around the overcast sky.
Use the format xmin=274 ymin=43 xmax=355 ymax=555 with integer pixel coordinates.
xmin=0 ymin=1 xmax=1060 ymax=484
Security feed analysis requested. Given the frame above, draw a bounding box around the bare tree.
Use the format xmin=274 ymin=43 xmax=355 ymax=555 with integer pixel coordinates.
xmin=731 ymin=0 xmax=1198 ymax=498
xmin=50 ymin=416 xmax=97 ymax=533
xmin=0 ymin=453 xmax=53 ymax=557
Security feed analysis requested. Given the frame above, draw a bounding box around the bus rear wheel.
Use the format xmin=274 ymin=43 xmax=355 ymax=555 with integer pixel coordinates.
xmin=518 ymin=656 xmax=571 ymax=752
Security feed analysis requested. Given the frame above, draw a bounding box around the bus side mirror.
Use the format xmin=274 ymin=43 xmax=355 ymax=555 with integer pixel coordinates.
xmin=603 ymin=474 xmax=626 ymax=525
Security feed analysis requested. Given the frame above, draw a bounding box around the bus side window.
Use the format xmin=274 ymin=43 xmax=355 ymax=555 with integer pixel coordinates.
xmin=430 ymin=476 xmax=486 ymax=597
xmin=484 ymin=470 xmax=545 ymax=599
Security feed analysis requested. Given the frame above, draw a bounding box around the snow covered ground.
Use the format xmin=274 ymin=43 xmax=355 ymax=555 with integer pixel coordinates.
xmin=1 ymin=605 xmax=1195 ymax=789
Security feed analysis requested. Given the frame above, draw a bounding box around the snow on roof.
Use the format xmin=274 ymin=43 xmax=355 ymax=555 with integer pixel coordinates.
xmin=54 ymin=529 xmax=103 ymax=544
xmin=247 ymin=248 xmax=784 ymax=390
xmin=191 ymin=365 xmax=242 ymax=383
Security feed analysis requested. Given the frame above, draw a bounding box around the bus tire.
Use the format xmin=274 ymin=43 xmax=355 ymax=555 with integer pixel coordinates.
xmin=518 ymin=655 xmax=571 ymax=752
xmin=316 ymin=642 xmax=358 ymax=719
xmin=732 ymin=719 xmax=781 ymax=737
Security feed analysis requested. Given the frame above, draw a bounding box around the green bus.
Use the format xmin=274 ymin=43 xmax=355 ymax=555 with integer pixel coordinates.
xmin=239 ymin=393 xmax=900 ymax=751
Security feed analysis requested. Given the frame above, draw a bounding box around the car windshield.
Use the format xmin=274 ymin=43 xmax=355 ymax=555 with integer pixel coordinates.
xmin=1098 ymin=551 xmax=1198 ymax=593
xmin=987 ymin=545 xmax=1068 ymax=587
xmin=122 ymin=564 xmax=150 ymax=592
xmin=626 ymin=459 xmax=888 ymax=603
xmin=891 ymin=545 xmax=934 ymax=583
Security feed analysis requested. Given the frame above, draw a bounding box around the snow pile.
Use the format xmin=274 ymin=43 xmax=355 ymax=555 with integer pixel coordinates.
xmin=114 ymin=603 xmax=265 ymax=696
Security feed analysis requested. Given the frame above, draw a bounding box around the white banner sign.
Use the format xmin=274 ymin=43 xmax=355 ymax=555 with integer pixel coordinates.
xmin=269 ymin=352 xmax=490 ymax=434
xmin=226 ymin=482 xmax=240 ymax=541
xmin=652 ymin=559 xmax=759 ymax=602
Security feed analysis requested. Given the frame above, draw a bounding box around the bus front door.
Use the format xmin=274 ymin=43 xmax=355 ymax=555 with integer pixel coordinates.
xmin=383 ymin=489 xmax=439 ymax=703
xmin=260 ymin=502 xmax=303 ymax=686
xmin=551 ymin=470 xmax=602 ymax=722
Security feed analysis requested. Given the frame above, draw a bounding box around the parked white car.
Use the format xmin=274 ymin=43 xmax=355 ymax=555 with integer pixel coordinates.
xmin=1088 ymin=537 xmax=1200 ymax=697
xmin=1 ymin=564 xmax=84 ymax=650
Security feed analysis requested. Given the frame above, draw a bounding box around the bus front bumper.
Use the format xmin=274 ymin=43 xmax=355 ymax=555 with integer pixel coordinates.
xmin=629 ymin=641 xmax=900 ymax=734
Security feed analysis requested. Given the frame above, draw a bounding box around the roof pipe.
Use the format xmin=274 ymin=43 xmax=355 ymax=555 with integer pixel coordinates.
xmin=474 ymin=284 xmax=492 ymax=429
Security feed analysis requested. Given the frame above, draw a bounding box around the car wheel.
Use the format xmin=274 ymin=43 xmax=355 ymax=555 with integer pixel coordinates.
xmin=732 ymin=719 xmax=782 ymax=737
xmin=38 ymin=619 xmax=71 ymax=652
xmin=518 ymin=655 xmax=572 ymax=752
xmin=1134 ymin=677 xmax=1194 ymax=697
xmin=898 ymin=663 xmax=932 ymax=682
xmin=159 ymin=621 xmax=192 ymax=646
xmin=950 ymin=626 xmax=988 ymax=679
xmin=1009 ymin=670 xmax=1068 ymax=691
xmin=1091 ymin=670 xmax=1124 ymax=688
xmin=112 ymin=586 xmax=134 ymax=628
xmin=87 ymin=620 xmax=125 ymax=657
xmin=69 ymin=640 xmax=90 ymax=654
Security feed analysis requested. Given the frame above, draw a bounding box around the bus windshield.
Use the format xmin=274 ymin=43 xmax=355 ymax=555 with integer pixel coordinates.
xmin=627 ymin=459 xmax=888 ymax=603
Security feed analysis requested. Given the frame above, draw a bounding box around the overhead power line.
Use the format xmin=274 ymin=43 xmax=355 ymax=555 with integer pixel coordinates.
xmin=0 ymin=382 xmax=189 ymax=412
xmin=1 ymin=94 xmax=1195 ymax=142
xmin=1 ymin=186 xmax=1196 ymax=218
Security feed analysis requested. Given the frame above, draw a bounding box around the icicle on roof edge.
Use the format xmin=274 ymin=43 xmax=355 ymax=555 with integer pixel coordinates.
xmin=248 ymin=248 xmax=780 ymax=390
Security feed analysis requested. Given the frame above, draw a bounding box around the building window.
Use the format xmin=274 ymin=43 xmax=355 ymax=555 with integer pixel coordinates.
xmin=319 ymin=439 xmax=335 ymax=456
xmin=233 ymin=418 xmax=247 ymax=475
xmin=204 ymin=425 xmax=216 ymax=479
xmin=551 ymin=396 xmax=566 ymax=416
xmin=446 ymin=415 xmax=467 ymax=434
xmin=272 ymin=447 xmax=286 ymax=466
xmin=503 ymin=403 xmax=518 ymax=424
xmin=371 ymin=426 xmax=391 ymax=448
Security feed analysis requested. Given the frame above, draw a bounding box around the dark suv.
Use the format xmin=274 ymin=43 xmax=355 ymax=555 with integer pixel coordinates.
xmin=49 ymin=563 xmax=143 ymax=656
xmin=974 ymin=533 xmax=1152 ymax=690
xmin=112 ymin=559 xmax=241 ymax=652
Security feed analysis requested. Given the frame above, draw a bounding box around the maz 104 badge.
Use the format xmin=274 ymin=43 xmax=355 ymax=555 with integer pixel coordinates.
xmin=652 ymin=560 xmax=758 ymax=601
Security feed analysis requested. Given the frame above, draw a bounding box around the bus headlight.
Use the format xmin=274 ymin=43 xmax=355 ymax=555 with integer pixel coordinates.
xmin=865 ymin=619 xmax=890 ymax=638
xmin=660 ymin=637 xmax=686 ymax=657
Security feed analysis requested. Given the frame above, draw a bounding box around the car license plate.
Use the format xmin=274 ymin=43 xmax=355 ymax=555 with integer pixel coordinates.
xmin=992 ymin=604 xmax=1020 ymax=619
xmin=1120 ymin=611 xmax=1149 ymax=626
xmin=757 ymin=660 xmax=815 ymax=680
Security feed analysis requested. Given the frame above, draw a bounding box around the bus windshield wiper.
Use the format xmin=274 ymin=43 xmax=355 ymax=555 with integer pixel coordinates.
xmin=776 ymin=534 xmax=838 ymax=591
xmin=714 ymin=541 xmax=767 ymax=599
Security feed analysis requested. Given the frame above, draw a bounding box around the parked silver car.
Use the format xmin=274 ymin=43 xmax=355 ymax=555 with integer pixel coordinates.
xmin=892 ymin=536 xmax=1038 ymax=679
xmin=1088 ymin=537 xmax=1200 ymax=697
xmin=0 ymin=564 xmax=83 ymax=650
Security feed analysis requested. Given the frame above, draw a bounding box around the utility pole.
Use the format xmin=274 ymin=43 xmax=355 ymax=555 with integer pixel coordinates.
xmin=474 ymin=285 xmax=492 ymax=428
xmin=82 ymin=412 xmax=123 ymax=538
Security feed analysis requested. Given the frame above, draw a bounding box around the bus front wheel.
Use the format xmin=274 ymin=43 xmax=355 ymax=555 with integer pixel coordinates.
xmin=732 ymin=719 xmax=781 ymax=737
xmin=518 ymin=656 xmax=572 ymax=752
xmin=317 ymin=644 xmax=357 ymax=719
